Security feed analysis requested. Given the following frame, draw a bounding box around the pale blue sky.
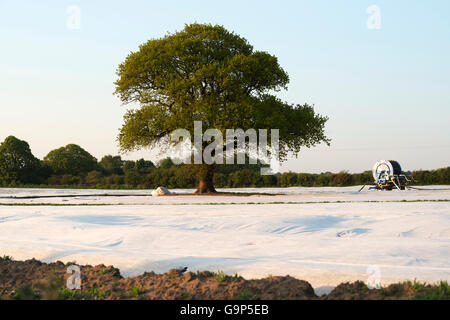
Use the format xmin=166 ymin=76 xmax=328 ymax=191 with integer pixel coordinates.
xmin=0 ymin=0 xmax=449 ymax=173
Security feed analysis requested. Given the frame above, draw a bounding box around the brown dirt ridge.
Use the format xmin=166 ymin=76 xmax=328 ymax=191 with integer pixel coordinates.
xmin=0 ymin=258 xmax=449 ymax=300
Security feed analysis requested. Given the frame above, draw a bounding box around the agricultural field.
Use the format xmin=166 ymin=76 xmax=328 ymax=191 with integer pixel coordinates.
xmin=1 ymin=186 xmax=449 ymax=295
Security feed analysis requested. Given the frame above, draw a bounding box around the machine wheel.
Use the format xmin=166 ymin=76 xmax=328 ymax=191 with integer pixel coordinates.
xmin=388 ymin=160 xmax=402 ymax=175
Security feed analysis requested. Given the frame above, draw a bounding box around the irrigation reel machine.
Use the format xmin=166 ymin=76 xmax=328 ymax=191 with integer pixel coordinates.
xmin=359 ymin=160 xmax=415 ymax=192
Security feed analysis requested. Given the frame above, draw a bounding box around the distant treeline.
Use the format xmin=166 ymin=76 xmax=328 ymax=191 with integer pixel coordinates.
xmin=0 ymin=136 xmax=449 ymax=189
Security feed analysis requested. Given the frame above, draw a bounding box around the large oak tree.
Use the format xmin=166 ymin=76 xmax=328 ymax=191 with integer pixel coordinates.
xmin=114 ymin=23 xmax=329 ymax=193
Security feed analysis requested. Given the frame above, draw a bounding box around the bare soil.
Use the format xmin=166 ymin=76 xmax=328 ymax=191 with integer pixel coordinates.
xmin=0 ymin=258 xmax=448 ymax=300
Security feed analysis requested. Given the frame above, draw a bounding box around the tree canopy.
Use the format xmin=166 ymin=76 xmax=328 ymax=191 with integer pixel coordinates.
xmin=43 ymin=144 xmax=98 ymax=175
xmin=114 ymin=23 xmax=330 ymax=193
xmin=99 ymin=155 xmax=124 ymax=175
xmin=0 ymin=136 xmax=43 ymax=185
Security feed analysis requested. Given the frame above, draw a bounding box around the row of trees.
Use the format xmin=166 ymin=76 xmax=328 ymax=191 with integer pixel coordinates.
xmin=0 ymin=136 xmax=448 ymax=189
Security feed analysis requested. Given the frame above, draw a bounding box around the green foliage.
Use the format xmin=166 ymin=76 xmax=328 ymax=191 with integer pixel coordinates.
xmin=135 ymin=158 xmax=155 ymax=172
xmin=103 ymin=173 xmax=124 ymax=186
xmin=89 ymin=286 xmax=110 ymax=299
xmin=124 ymin=168 xmax=141 ymax=187
xmin=0 ymin=137 xmax=449 ymax=189
xmin=381 ymin=280 xmax=450 ymax=300
xmin=130 ymin=286 xmax=144 ymax=297
xmin=58 ymin=289 xmax=90 ymax=300
xmin=236 ymin=289 xmax=257 ymax=300
xmin=121 ymin=159 xmax=156 ymax=187
xmin=213 ymin=270 xmax=227 ymax=282
xmin=60 ymin=174 xmax=80 ymax=186
xmin=86 ymin=170 xmax=103 ymax=186
xmin=43 ymin=144 xmax=98 ymax=175
xmin=229 ymin=169 xmax=258 ymax=187
xmin=99 ymin=155 xmax=123 ymax=175
xmin=114 ymin=23 xmax=329 ymax=190
xmin=411 ymin=280 xmax=450 ymax=300
xmin=122 ymin=160 xmax=136 ymax=172
xmin=158 ymin=158 xmax=175 ymax=169
xmin=114 ymin=23 xmax=290 ymax=150
xmin=12 ymin=278 xmax=63 ymax=300
xmin=13 ymin=285 xmax=39 ymax=300
xmin=34 ymin=277 xmax=64 ymax=300
xmin=0 ymin=136 xmax=45 ymax=185
xmin=412 ymin=167 xmax=450 ymax=186
xmin=0 ymin=255 xmax=13 ymax=261
xmin=100 ymin=268 xmax=111 ymax=274
xmin=279 ymin=172 xmax=298 ymax=187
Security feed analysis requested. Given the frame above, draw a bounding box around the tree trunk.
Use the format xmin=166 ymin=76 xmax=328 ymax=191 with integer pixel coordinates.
xmin=195 ymin=164 xmax=217 ymax=194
